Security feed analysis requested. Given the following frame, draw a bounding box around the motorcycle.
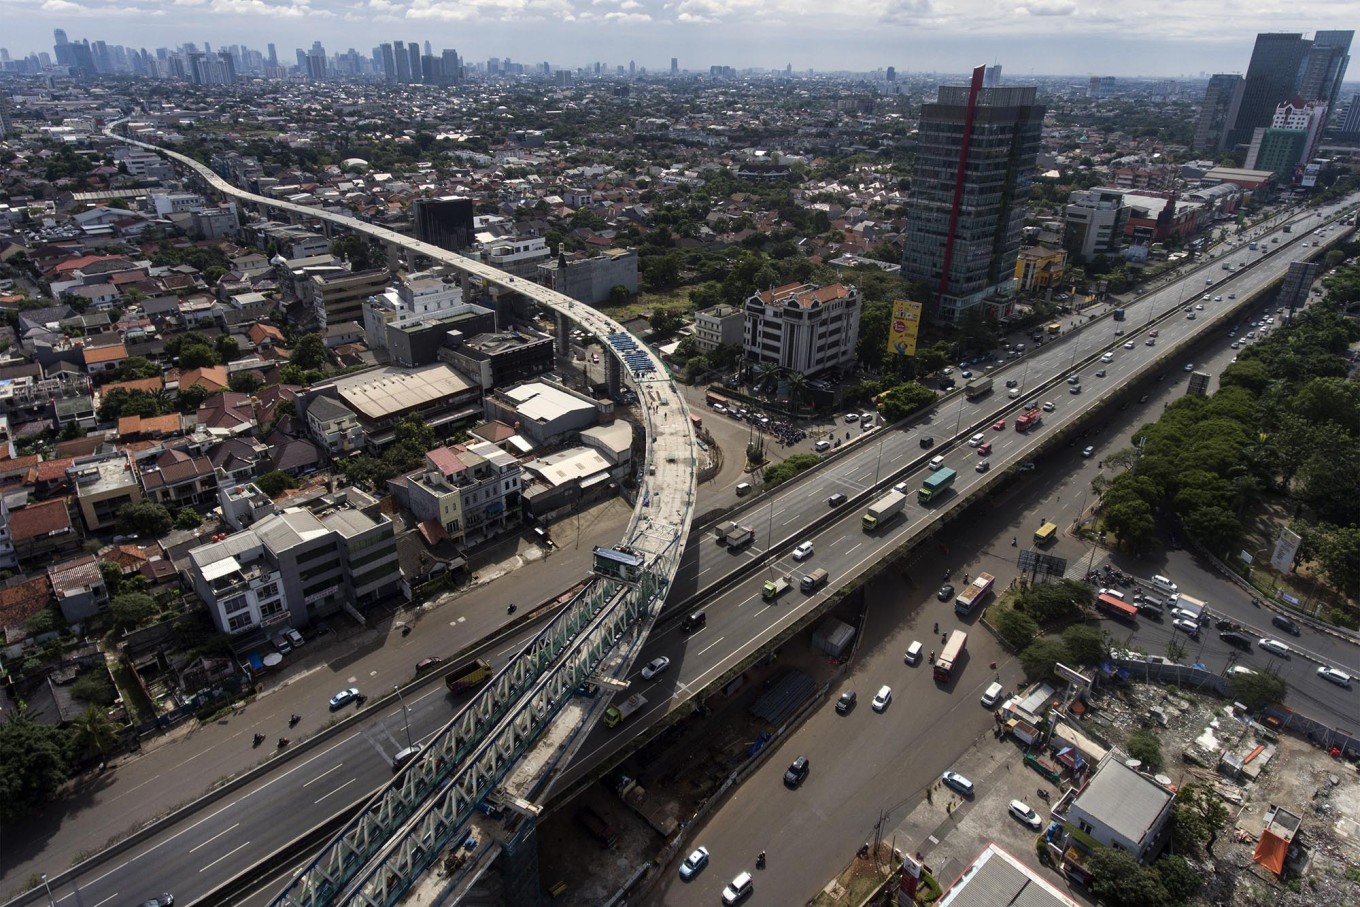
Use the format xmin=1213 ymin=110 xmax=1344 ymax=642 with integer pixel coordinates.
xmin=756 ymin=852 xmax=766 ymax=870
xmin=1036 ymin=788 xmax=1050 ymax=801
xmin=253 ymin=733 xmax=266 ymax=748
xmin=289 ymin=714 xmax=301 ymax=728
xmin=277 ymin=737 xmax=290 ymax=749
xmin=507 ymin=604 xmax=517 ymax=615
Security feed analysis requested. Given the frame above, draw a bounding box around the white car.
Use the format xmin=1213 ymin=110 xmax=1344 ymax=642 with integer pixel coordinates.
xmin=1100 ymin=353 xmax=1113 ymax=363
xmin=641 ymin=656 xmax=671 ymax=680
xmin=678 ymin=845 xmax=710 ymax=880
xmin=792 ymin=541 xmax=814 ymax=561
xmin=1317 ymin=666 xmax=1352 ymax=688
xmin=941 ymin=770 xmax=974 ymax=795
xmin=968 ymin=433 xmax=986 ymax=447
xmin=1009 ymin=799 xmax=1043 ymax=830
xmin=872 ymin=685 xmax=893 ymax=712
xmin=1124 ymin=341 xmax=1135 ymax=350
xmin=893 ymin=481 xmax=910 ymax=495
xmin=981 ymin=682 xmax=1004 ymax=707
xmin=843 ymin=412 xmax=859 ymax=422
xmin=1173 ymin=618 xmax=1200 ymax=638
xmin=1184 ymin=363 xmax=1195 ymax=371
xmin=1258 ymin=637 xmax=1292 ymax=658
xmin=1042 ymin=401 xmax=1055 ymax=412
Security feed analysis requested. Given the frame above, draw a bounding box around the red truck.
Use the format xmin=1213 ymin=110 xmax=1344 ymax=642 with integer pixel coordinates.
xmin=1015 ymin=410 xmax=1042 ymax=433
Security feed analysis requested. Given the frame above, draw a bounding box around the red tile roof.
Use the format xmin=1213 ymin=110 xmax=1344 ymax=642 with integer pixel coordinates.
xmin=8 ymin=498 xmax=75 ymax=543
xmin=83 ymin=343 xmax=129 ymax=365
xmin=0 ymin=576 xmax=54 ymax=638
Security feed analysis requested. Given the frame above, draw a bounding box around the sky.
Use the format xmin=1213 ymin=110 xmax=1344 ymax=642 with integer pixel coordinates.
xmin=3 ymin=0 xmax=1358 ymax=79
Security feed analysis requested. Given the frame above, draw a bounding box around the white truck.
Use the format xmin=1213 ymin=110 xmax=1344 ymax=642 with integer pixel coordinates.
xmin=716 ymin=522 xmax=755 ymax=548
xmin=862 ymin=490 xmax=908 ymax=532
xmin=1169 ymin=592 xmax=1208 ymax=623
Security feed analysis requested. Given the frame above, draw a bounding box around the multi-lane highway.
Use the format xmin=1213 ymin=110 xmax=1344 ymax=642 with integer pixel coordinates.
xmin=10 ymin=198 xmax=1356 ymax=907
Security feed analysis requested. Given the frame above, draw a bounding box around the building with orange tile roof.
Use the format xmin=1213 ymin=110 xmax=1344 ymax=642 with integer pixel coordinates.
xmin=742 ymin=281 xmax=861 ymax=377
xmin=82 ymin=342 xmax=128 ymax=373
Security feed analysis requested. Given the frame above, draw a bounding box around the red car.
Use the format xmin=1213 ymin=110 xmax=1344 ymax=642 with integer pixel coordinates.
xmin=977 ymin=442 xmax=993 ymax=456
xmin=1149 ymin=329 xmax=1159 ymax=337
xmin=992 ymin=419 xmax=1006 ymax=431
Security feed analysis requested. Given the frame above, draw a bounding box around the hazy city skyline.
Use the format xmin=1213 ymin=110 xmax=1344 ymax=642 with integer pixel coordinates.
xmin=5 ymin=5 xmax=1360 ymax=78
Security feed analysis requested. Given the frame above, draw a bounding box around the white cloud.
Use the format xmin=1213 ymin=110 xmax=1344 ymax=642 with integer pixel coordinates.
xmin=1019 ymin=1 xmax=1077 ymax=16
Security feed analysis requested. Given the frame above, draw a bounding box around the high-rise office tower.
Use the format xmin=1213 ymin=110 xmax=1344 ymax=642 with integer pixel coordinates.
xmin=380 ymin=43 xmax=397 ymax=82
xmin=1300 ymin=30 xmax=1352 ymax=118
xmin=886 ymin=66 xmax=896 ymax=82
xmin=441 ymin=49 xmax=461 ymax=84
xmin=983 ymin=64 xmax=1002 ymax=87
xmin=1231 ymin=33 xmax=1310 ymax=146
xmin=393 ymin=40 xmax=410 ymax=82
xmin=1193 ymin=74 xmax=1244 ymax=154
xmin=53 ymin=29 xmax=69 ymax=46
xmin=901 ymin=65 xmax=1045 ymax=325
xmin=671 ymin=57 xmax=678 ymax=75
xmin=413 ymin=197 xmax=475 ymax=251
xmin=1340 ymin=93 xmax=1360 ymax=137
xmin=407 ymin=41 xmax=420 ymax=82
xmin=267 ymin=43 xmax=277 ymax=66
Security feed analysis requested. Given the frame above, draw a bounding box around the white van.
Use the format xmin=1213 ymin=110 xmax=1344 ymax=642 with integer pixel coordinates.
xmin=1150 ymin=574 xmax=1178 ymax=595
xmin=928 ymin=455 xmax=946 ymax=471
xmin=904 ymin=640 xmax=924 ymax=665
xmin=735 ymin=482 xmax=753 ymax=496
xmin=981 ymin=682 xmax=1004 ymax=708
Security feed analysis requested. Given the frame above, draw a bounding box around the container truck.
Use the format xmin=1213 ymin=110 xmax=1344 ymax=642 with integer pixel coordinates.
xmin=1169 ymin=592 xmax=1208 ymax=622
xmin=964 ymin=377 xmax=993 ymax=401
xmin=604 ymin=693 xmax=648 ymax=728
xmin=918 ymin=467 xmax=957 ymax=505
xmin=719 ymin=522 xmax=755 ymax=548
xmin=863 ymin=489 xmax=907 ymax=531
xmin=954 ymin=572 xmax=995 ymax=617
xmin=445 ymin=659 xmax=493 ymax=694
xmin=799 ymin=567 xmax=829 ymax=593
xmin=934 ymin=630 xmax=967 ymax=682
xmin=762 ymin=575 xmax=792 ymax=601
xmin=1015 ymin=410 xmax=1042 ymax=433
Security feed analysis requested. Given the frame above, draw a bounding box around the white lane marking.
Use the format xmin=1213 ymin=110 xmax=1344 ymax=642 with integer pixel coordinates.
xmin=200 ymin=840 xmax=252 ymax=872
xmin=315 ymin=777 xmax=358 ymax=804
xmin=302 ymin=763 xmax=344 ymax=787
xmin=188 ymin=822 xmax=240 ymax=853
xmin=696 ymin=636 xmax=727 ymax=657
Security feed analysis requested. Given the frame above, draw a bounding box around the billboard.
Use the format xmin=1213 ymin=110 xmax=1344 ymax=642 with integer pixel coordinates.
xmin=1270 ymin=528 xmax=1302 ymax=574
xmin=887 ymin=299 xmax=923 ymax=358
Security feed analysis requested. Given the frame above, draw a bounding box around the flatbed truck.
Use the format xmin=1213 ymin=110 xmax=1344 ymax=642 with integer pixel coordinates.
xmin=604 ymin=693 xmax=648 ymax=728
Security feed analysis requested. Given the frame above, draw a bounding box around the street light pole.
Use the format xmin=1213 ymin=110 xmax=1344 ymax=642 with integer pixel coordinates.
xmin=40 ymin=874 xmax=55 ymax=907
xmin=394 ymin=685 xmax=414 ymax=750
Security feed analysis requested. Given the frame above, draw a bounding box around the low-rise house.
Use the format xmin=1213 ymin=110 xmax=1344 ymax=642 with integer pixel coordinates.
xmin=48 ymin=554 xmax=109 ymax=623
xmin=8 ymin=498 xmax=81 ymax=567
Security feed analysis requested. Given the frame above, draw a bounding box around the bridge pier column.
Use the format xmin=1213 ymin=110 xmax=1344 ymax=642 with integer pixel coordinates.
xmin=555 ymin=312 xmax=572 ymax=358
xmin=605 ymin=355 xmax=623 ymax=397
xmin=386 ymin=241 xmax=403 ymax=272
xmin=491 ymin=814 xmax=542 ymax=906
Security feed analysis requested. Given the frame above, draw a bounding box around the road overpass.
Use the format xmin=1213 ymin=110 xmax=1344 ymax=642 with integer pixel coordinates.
xmin=104 ymin=122 xmax=698 ymax=906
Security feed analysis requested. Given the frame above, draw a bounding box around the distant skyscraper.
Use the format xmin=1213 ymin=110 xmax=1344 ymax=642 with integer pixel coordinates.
xmin=983 ymin=64 xmax=1002 ymax=87
xmin=1301 ymin=30 xmax=1352 ymax=119
xmin=406 ymin=41 xmax=420 ymax=83
xmin=1341 ymin=92 xmax=1360 ymax=137
xmin=423 ymin=40 xmax=432 ymax=57
xmin=393 ymin=40 xmax=410 ymax=82
xmin=267 ymin=43 xmax=277 ymax=66
xmin=671 ymin=57 xmax=678 ymax=75
xmin=1231 ymin=33 xmax=1310 ymax=146
xmin=380 ymin=43 xmax=397 ymax=83
xmin=901 ymin=64 xmax=1045 ymax=325
xmin=886 ymin=66 xmax=896 ymax=82
xmin=413 ymin=197 xmax=475 ymax=252
xmin=53 ymin=29 xmax=69 ymax=46
xmin=441 ymin=49 xmax=461 ymax=84
xmin=1193 ymin=74 xmax=1244 ymax=154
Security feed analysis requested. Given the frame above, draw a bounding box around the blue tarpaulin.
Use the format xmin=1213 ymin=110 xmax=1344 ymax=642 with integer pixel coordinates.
xmin=247 ymin=653 xmax=264 ymax=671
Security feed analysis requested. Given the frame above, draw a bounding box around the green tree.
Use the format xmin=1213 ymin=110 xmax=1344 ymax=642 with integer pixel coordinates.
xmin=993 ymin=608 xmax=1041 ymax=650
xmin=115 ymin=356 xmax=163 ymax=381
xmin=1228 ymin=669 xmax=1287 ymax=711
xmin=177 ymin=342 xmax=219 ymax=369
xmin=256 ymin=470 xmax=300 ymax=497
xmin=649 ymin=309 xmax=684 ymax=338
xmin=98 ymin=561 xmax=124 ymax=597
xmin=215 ymin=335 xmax=240 ymax=363
xmin=70 ymin=672 xmax=116 ymax=706
xmin=1126 ymin=729 xmax=1163 ymax=772
xmin=116 ymin=501 xmax=173 ymax=538
xmin=1061 ymin=624 xmax=1108 ymax=667
xmin=876 ymin=383 xmax=937 ymax=422
xmin=176 ymin=383 xmax=212 ymax=413
xmin=25 ymin=607 xmax=61 ymax=636
xmin=331 ymin=234 xmax=378 ymax=270
xmin=110 ymin=592 xmax=158 ymax=632
xmin=69 ymin=706 xmax=121 ymax=764
xmin=761 ymin=453 xmax=821 ymax=489
xmin=0 ymin=716 xmax=71 ymax=823
xmin=1018 ymin=638 xmax=1069 ymax=680
xmin=1155 ymin=854 xmax=1203 ymax=903
xmin=1016 ymin=579 xmax=1092 ymax=624
xmin=1086 ymin=847 xmax=1168 ymax=907
xmin=1173 ymin=782 xmax=1229 ymax=855
xmin=290 ymin=333 xmax=330 ymax=371
xmin=228 ymin=371 xmax=263 ymax=395
xmin=174 ymin=507 xmax=202 ymax=531
xmin=1314 ymin=526 xmax=1360 ymax=597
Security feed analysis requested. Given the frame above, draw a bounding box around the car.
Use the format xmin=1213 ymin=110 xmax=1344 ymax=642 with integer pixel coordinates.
xmin=1066 ymin=374 xmax=1080 ymax=385
xmin=976 ymin=460 xmax=991 ymax=473
xmin=792 ymin=541 xmax=814 ymax=561
xmin=941 ymin=770 xmax=975 ymax=796
xmin=137 ymin=897 xmax=174 ymax=907
xmin=1186 ymin=312 xmax=1196 ymax=319
xmin=827 ymin=492 xmax=847 ymax=507
xmin=1024 ymin=400 xmax=1039 ymax=410
xmin=872 ymin=685 xmax=893 ymax=712
xmin=641 ymin=656 xmax=671 ymax=680
xmin=1018 ymin=461 xmax=1037 ymax=472
xmin=784 ymin=755 xmax=811 ymax=788
xmin=1095 ymin=369 xmax=1106 ymax=378
xmin=892 ymin=481 xmax=910 ymax=495
xmin=919 ymin=435 xmax=935 ymax=448
xmin=285 ymin=628 xmax=305 ymax=648
xmin=1082 ymin=446 xmax=1095 ymax=458
xmin=1317 ymin=666 xmax=1353 ymax=688
xmin=960 ymin=369 xmax=973 ymax=379
xmin=938 ymin=584 xmax=955 ymax=601
xmin=904 ymin=640 xmax=924 ymax=665
xmin=1009 ymin=800 xmax=1043 ymax=830
xmin=392 ymin=744 xmax=423 ymax=771
xmin=1100 ymin=353 xmax=1114 ymax=363
xmin=993 ymin=419 xmax=1006 ymax=431
xmin=814 ymin=439 xmax=832 ymax=452
xmin=1196 ymin=303 xmax=1205 ymax=310
xmin=860 ymin=414 xmax=875 ymax=427
xmin=328 ymin=687 xmax=360 ymax=710
xmin=1173 ymin=618 xmax=1201 ymax=639
xmin=722 ymin=871 xmax=754 ymax=904
xmin=1184 ymin=363 xmax=1195 ymax=371
xmin=1258 ymin=637 xmax=1292 ymax=657
xmin=1069 ymin=384 xmax=1082 ymax=394
xmin=1220 ymin=631 xmax=1253 ymax=651
xmin=1114 ymin=328 xmax=1125 ymax=336
xmin=1005 ymin=379 xmax=1018 ymax=388
xmin=1271 ymin=614 xmax=1301 ymax=636
xmin=835 ymin=690 xmax=857 ymax=714
xmin=1229 ymin=293 xmax=1237 ymax=299
xmin=1149 ymin=329 xmax=1159 ymax=337
xmin=977 ymin=442 xmax=992 ymax=456
xmin=415 ymin=656 xmax=445 ymax=675
xmin=678 ymin=846 xmax=710 ymax=880
xmin=1231 ymin=341 xmax=1240 ymax=349
xmin=1042 ymin=401 xmax=1055 ymax=412
xmin=981 ymin=682 xmax=1004 ymax=707
xmin=1124 ymin=341 xmax=1135 ymax=350
xmin=271 ymin=632 xmax=292 ymax=655
xmin=591 ymin=352 xmax=599 ymax=363
xmin=1139 ymin=394 xmax=1150 ymax=403
xmin=969 ymin=432 xmax=986 ymax=447
xmin=843 ymin=412 xmax=859 ymax=422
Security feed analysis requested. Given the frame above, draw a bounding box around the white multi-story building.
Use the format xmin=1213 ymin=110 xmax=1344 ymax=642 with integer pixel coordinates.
xmin=693 ymin=304 xmax=744 ymax=353
xmin=362 ymin=271 xmax=466 ymax=352
xmin=397 ymin=442 xmax=522 ymax=546
xmin=742 ymin=282 xmax=861 ymax=377
xmin=1063 ymin=188 xmax=1130 ymax=261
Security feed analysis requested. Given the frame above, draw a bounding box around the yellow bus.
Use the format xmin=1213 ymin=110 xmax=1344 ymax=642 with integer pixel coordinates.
xmin=1034 ymin=522 xmax=1058 ymax=546
xmin=1046 ymin=322 xmax=1062 ymax=335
